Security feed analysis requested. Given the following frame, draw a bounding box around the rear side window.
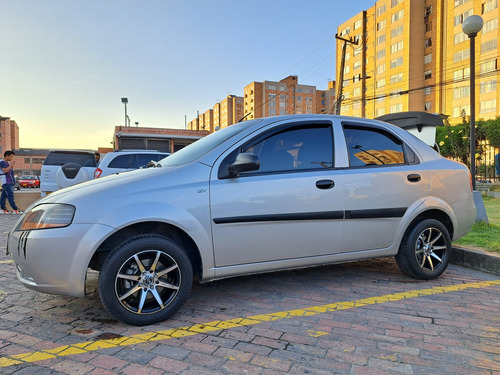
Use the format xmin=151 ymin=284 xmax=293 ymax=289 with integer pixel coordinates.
xmin=343 ymin=125 xmax=406 ymax=167
xmin=43 ymin=152 xmax=96 ymax=167
xmin=108 ymin=155 xmax=133 ymax=169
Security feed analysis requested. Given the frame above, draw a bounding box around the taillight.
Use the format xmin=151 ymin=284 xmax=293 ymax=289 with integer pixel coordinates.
xmin=94 ymin=168 xmax=102 ymax=178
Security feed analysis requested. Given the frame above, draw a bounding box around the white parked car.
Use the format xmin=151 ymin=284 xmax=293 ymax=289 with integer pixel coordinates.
xmin=40 ymin=150 xmax=97 ymax=196
xmin=94 ymin=150 xmax=170 ymax=178
xmin=8 ymin=114 xmax=476 ymax=325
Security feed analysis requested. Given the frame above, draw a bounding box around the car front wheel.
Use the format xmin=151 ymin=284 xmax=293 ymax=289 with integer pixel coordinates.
xmin=99 ymin=235 xmax=193 ymax=326
xmin=395 ymin=219 xmax=451 ymax=280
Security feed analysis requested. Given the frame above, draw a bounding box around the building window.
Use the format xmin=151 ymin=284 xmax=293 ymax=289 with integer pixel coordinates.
xmin=353 ymin=87 xmax=361 ymax=97
xmin=353 ymin=60 xmax=361 ymax=70
xmin=340 ymin=26 xmax=351 ymax=36
xmin=390 ymin=72 xmax=404 ymax=84
xmin=354 ymin=46 xmax=362 ymax=56
xmin=377 ymin=4 xmax=386 ymax=16
xmin=482 ymin=0 xmax=498 ymax=13
xmin=480 ymin=99 xmax=496 ymax=113
xmin=391 ymin=0 xmax=403 ymax=7
xmin=453 ymin=67 xmax=470 ymax=81
xmin=377 ymin=64 xmax=386 ymax=74
xmin=425 ymin=6 xmax=432 ymax=17
xmin=390 ymin=103 xmax=403 ymax=113
xmin=482 ymin=39 xmax=498 ymax=53
xmin=377 ymin=49 xmax=386 ymax=59
xmin=425 ymin=21 xmax=432 ymax=32
xmin=377 ymin=34 xmax=386 ymax=45
xmin=481 ymin=59 xmax=497 ymax=73
xmin=377 ymin=19 xmax=386 ymax=31
xmin=390 ymin=41 xmax=404 ymax=54
xmin=391 ymin=9 xmax=404 ymax=22
xmin=390 ymin=57 xmax=403 ymax=69
xmin=424 ymin=87 xmax=432 ymax=95
xmin=376 ymin=78 xmax=386 ymax=88
xmin=424 ymin=70 xmax=432 ymax=79
xmin=376 ymin=108 xmax=386 ymax=116
xmin=425 ymin=38 xmax=432 ymax=48
xmin=268 ymin=85 xmax=276 ymax=90
xmin=454 ymin=48 xmax=470 ymax=63
xmin=483 ymin=18 xmax=498 ymax=33
xmin=454 ymin=9 xmax=473 ymax=26
xmin=453 ymin=86 xmax=470 ymax=99
xmin=453 ymin=105 xmax=470 ymax=118
xmin=424 ymin=54 xmax=432 ymax=64
xmin=391 ymin=25 xmax=404 ymax=38
xmin=454 ymin=32 xmax=467 ymax=44
xmin=354 ymin=20 xmax=362 ymax=30
xmin=480 ymin=79 xmax=497 ymax=93
xmin=424 ymin=102 xmax=432 ymax=111
xmin=455 ymin=0 xmax=471 ymax=6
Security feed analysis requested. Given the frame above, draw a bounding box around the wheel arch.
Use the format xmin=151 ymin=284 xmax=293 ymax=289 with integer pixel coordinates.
xmin=88 ymin=221 xmax=203 ymax=281
xmin=403 ymin=209 xmax=454 ymax=242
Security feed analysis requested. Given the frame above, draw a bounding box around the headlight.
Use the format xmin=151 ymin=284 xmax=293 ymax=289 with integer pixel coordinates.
xmin=17 ymin=204 xmax=75 ymax=231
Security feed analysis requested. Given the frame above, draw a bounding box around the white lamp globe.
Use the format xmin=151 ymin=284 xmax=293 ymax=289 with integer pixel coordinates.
xmin=462 ymin=15 xmax=484 ymax=36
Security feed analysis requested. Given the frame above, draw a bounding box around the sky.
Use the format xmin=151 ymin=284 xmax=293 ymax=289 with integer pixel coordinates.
xmin=1 ymin=0 xmax=375 ymax=150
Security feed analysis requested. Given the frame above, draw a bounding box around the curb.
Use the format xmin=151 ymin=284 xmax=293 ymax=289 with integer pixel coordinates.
xmin=451 ymin=246 xmax=500 ymax=276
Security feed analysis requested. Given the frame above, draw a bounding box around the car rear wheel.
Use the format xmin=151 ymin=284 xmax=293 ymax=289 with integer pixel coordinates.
xmin=99 ymin=235 xmax=193 ymax=326
xmin=395 ymin=219 xmax=451 ymax=280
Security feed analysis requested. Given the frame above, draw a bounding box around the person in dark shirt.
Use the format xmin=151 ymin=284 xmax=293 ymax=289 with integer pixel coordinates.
xmin=0 ymin=150 xmax=22 ymax=214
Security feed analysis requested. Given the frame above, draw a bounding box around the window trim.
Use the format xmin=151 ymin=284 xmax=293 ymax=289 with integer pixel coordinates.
xmin=341 ymin=122 xmax=419 ymax=168
xmin=218 ymin=121 xmax=335 ymax=179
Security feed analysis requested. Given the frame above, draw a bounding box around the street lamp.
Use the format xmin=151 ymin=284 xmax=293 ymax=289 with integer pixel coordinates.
xmin=121 ymin=98 xmax=128 ymax=127
xmin=462 ymin=15 xmax=483 ymax=191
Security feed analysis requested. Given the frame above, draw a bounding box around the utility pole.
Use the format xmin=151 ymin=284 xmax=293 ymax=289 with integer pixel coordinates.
xmin=335 ymin=34 xmax=359 ymax=115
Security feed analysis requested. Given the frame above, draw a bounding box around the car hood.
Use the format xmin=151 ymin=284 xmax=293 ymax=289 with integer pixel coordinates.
xmin=28 ymin=163 xmax=211 ymax=215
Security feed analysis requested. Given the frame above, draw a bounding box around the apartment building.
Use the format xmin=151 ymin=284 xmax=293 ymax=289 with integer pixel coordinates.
xmin=0 ymin=116 xmax=20 ymax=154
xmin=336 ymin=0 xmax=499 ymax=123
xmin=243 ymin=76 xmax=320 ymax=120
xmin=216 ymin=95 xmax=244 ymax=129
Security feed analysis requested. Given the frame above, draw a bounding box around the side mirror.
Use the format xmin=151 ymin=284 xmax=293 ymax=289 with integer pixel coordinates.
xmin=227 ymin=153 xmax=260 ymax=178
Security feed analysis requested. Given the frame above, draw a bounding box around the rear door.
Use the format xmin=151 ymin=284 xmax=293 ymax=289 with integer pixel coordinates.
xmin=209 ymin=120 xmax=345 ymax=268
xmin=340 ymin=122 xmax=430 ymax=252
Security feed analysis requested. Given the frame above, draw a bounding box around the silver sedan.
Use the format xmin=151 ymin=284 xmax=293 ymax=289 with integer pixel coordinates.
xmin=8 ymin=114 xmax=476 ymax=325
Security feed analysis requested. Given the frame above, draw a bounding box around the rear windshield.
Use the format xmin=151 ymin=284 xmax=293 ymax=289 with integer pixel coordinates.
xmin=43 ymin=151 xmax=96 ymax=167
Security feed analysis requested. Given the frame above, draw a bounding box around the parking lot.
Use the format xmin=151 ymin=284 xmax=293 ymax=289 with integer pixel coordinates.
xmin=1 ymin=214 xmax=500 ymax=374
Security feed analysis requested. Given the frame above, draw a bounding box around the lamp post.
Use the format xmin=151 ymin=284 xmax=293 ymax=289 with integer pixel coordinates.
xmin=462 ymin=15 xmax=483 ymax=191
xmin=121 ymin=98 xmax=128 ymax=127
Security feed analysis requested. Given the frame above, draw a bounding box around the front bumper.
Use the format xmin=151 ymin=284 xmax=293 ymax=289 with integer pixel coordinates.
xmin=9 ymin=222 xmax=114 ymax=297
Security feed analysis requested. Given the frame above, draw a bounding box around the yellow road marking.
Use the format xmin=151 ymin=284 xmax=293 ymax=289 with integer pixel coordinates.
xmin=0 ymin=260 xmax=13 ymax=264
xmin=0 ymin=279 xmax=499 ymax=368
xmin=307 ymin=330 xmax=329 ymax=337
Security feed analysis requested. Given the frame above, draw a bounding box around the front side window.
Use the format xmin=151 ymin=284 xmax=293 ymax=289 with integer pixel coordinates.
xmin=220 ymin=123 xmax=334 ymax=177
xmin=343 ymin=125 xmax=408 ymax=167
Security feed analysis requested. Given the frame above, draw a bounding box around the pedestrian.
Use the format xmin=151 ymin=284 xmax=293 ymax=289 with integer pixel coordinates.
xmin=0 ymin=150 xmax=22 ymax=214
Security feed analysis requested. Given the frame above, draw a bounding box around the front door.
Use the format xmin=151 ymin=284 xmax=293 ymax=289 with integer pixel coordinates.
xmin=210 ymin=121 xmax=345 ymax=269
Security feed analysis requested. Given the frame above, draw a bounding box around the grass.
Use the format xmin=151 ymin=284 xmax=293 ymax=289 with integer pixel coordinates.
xmin=453 ymin=196 xmax=500 ymax=253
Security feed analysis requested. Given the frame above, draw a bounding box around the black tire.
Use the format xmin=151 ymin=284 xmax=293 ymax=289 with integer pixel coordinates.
xmin=395 ymin=219 xmax=451 ymax=280
xmin=99 ymin=235 xmax=193 ymax=326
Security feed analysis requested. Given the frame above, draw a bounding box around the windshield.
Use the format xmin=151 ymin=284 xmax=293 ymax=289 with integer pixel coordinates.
xmin=158 ymin=120 xmax=262 ymax=166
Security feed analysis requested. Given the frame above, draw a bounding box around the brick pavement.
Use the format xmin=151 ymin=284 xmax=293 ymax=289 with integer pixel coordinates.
xmin=1 ymin=214 xmax=500 ymax=374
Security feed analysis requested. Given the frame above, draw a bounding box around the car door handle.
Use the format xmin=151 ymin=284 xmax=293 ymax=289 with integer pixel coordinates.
xmin=316 ymin=179 xmax=335 ymax=189
xmin=407 ymin=174 xmax=421 ymax=182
